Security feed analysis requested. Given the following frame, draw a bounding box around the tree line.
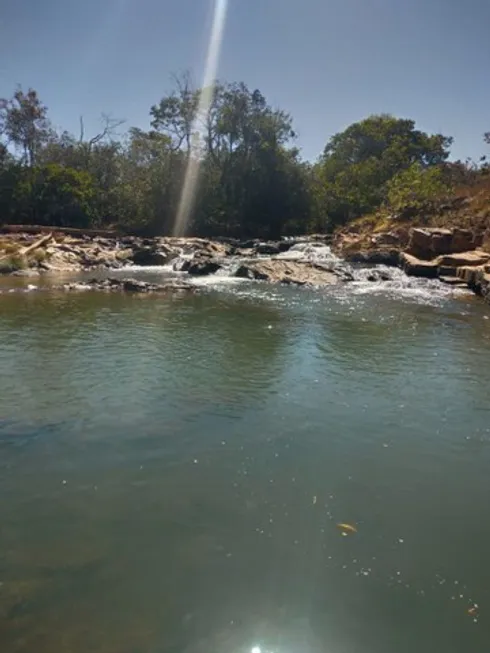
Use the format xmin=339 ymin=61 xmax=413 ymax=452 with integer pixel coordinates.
xmin=1 ymin=77 xmax=488 ymax=238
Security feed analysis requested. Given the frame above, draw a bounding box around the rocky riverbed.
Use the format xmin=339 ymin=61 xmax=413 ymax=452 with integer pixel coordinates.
xmin=0 ymin=227 xmax=489 ymax=303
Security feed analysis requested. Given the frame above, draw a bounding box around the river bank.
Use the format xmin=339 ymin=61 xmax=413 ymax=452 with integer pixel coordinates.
xmin=0 ymin=227 xmax=489 ymax=303
xmin=333 ymin=225 xmax=490 ymax=303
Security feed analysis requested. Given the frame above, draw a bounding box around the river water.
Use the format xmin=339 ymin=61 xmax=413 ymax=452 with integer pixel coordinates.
xmin=1 ymin=269 xmax=490 ymax=653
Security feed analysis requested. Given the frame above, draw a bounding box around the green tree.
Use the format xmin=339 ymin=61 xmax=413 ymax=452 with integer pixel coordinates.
xmin=1 ymin=164 xmax=95 ymax=227
xmin=386 ymin=163 xmax=451 ymax=214
xmin=0 ymin=88 xmax=52 ymax=166
xmin=319 ymin=114 xmax=453 ymax=225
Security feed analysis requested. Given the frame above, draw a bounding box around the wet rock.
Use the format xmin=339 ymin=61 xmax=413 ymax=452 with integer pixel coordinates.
xmin=235 ymin=264 xmax=269 ymax=280
xmin=234 ymin=259 xmax=339 ymax=286
xmin=61 ymin=277 xmax=195 ymax=294
xmin=255 ymin=242 xmax=282 ymax=255
xmin=366 ymin=270 xmax=392 ymax=282
xmin=458 ymin=267 xmax=490 ymax=302
xmin=345 ymin=249 xmax=400 ymax=266
xmin=400 ymin=253 xmax=439 ymax=278
xmin=437 ymin=265 xmax=458 ymax=277
xmin=132 ymin=246 xmax=171 ymax=266
xmin=173 ymin=257 xmax=192 ymax=272
xmin=186 ymin=256 xmax=222 ymax=276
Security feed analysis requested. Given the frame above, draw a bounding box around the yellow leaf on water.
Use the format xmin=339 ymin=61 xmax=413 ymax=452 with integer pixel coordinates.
xmin=337 ymin=523 xmax=357 ymax=534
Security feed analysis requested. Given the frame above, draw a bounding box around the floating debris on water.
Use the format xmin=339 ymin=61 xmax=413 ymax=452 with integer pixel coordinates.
xmin=337 ymin=522 xmax=357 ymax=534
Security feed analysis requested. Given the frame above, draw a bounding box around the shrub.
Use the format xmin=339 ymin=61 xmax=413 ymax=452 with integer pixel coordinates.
xmin=386 ymin=163 xmax=451 ymax=214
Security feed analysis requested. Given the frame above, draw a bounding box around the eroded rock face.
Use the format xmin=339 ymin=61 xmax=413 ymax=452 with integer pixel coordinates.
xmin=457 ymin=267 xmax=490 ymax=302
xmin=408 ymin=228 xmax=481 ymax=259
xmin=400 ymin=253 xmax=439 ymax=278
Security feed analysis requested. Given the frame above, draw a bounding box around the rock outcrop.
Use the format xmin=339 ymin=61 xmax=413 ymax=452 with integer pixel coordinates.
xmin=408 ymin=228 xmax=483 ymax=259
xmin=400 ymin=253 xmax=439 ymax=278
xmin=235 ymin=259 xmax=339 ymax=286
xmin=401 ymin=249 xmax=490 ymax=281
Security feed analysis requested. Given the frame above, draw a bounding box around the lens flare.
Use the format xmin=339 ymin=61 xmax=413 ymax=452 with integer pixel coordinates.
xmin=173 ymin=0 xmax=228 ymax=236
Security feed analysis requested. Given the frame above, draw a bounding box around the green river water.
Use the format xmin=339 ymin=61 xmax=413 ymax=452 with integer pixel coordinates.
xmin=1 ymin=272 xmax=490 ymax=652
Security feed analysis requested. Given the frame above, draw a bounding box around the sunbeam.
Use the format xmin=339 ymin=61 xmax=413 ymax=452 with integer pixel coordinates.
xmin=173 ymin=0 xmax=228 ymax=237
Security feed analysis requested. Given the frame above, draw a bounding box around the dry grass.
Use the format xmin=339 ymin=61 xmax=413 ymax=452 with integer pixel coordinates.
xmin=338 ymin=174 xmax=490 ymax=241
xmin=29 ymin=248 xmax=47 ymax=264
xmin=0 ymin=252 xmax=27 ymax=273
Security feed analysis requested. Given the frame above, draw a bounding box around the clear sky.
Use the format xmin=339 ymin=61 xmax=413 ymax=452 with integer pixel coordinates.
xmin=1 ymin=0 xmax=489 ymax=162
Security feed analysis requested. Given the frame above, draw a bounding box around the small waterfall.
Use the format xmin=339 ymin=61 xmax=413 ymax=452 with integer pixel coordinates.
xmin=276 ymin=242 xmax=341 ymax=265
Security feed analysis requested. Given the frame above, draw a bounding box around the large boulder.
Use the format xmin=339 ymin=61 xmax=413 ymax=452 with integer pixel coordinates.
xmin=408 ymin=227 xmax=481 ymax=259
xmin=234 ymin=259 xmax=339 ymax=286
xmin=408 ymin=228 xmax=453 ymax=259
xmin=186 ymin=256 xmax=222 ymax=276
xmin=132 ymin=246 xmax=171 ymax=266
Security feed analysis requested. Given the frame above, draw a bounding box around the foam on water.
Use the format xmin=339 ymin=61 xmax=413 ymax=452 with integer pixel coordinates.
xmin=276 ymin=242 xmax=341 ymax=264
xmin=120 ymin=264 xmax=175 ymax=273
xmin=118 ymin=242 xmax=472 ymax=307
xmin=347 ymin=266 xmax=471 ymax=305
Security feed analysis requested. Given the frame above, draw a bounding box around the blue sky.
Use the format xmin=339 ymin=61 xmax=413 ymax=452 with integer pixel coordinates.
xmin=1 ymin=0 xmax=489 ymax=161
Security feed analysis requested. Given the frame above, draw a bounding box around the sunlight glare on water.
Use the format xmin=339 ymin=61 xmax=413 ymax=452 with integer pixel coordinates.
xmin=173 ymin=0 xmax=229 ymax=236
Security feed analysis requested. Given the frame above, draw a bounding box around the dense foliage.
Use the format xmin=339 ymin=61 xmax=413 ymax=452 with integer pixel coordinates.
xmin=0 ymin=82 xmax=487 ymax=236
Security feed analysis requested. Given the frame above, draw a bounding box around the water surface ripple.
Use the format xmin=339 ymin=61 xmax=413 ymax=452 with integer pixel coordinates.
xmin=0 ymin=282 xmax=489 ymax=653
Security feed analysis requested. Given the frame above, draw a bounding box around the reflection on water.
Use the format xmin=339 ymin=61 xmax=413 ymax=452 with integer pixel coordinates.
xmin=0 ymin=283 xmax=490 ymax=652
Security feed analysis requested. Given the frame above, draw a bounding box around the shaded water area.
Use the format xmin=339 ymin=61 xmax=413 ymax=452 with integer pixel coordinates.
xmin=1 ymin=275 xmax=490 ymax=652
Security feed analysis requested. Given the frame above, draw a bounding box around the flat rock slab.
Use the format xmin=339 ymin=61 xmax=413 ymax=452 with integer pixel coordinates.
xmin=435 ymin=251 xmax=490 ymax=267
xmin=60 ymin=278 xmax=196 ymax=294
xmin=439 ymin=276 xmax=469 ymax=287
xmin=235 ymin=260 xmax=339 ymax=286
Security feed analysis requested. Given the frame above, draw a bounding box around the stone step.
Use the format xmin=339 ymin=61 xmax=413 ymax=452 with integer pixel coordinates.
xmin=439 ymin=276 xmax=469 ymax=287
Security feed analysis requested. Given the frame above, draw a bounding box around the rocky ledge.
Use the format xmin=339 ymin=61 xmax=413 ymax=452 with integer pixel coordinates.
xmin=0 ymin=230 xmax=346 ymax=288
xmin=234 ymin=259 xmax=351 ymax=285
xmin=2 ymin=226 xmax=490 ymax=302
xmin=335 ymin=226 xmax=490 ymax=303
